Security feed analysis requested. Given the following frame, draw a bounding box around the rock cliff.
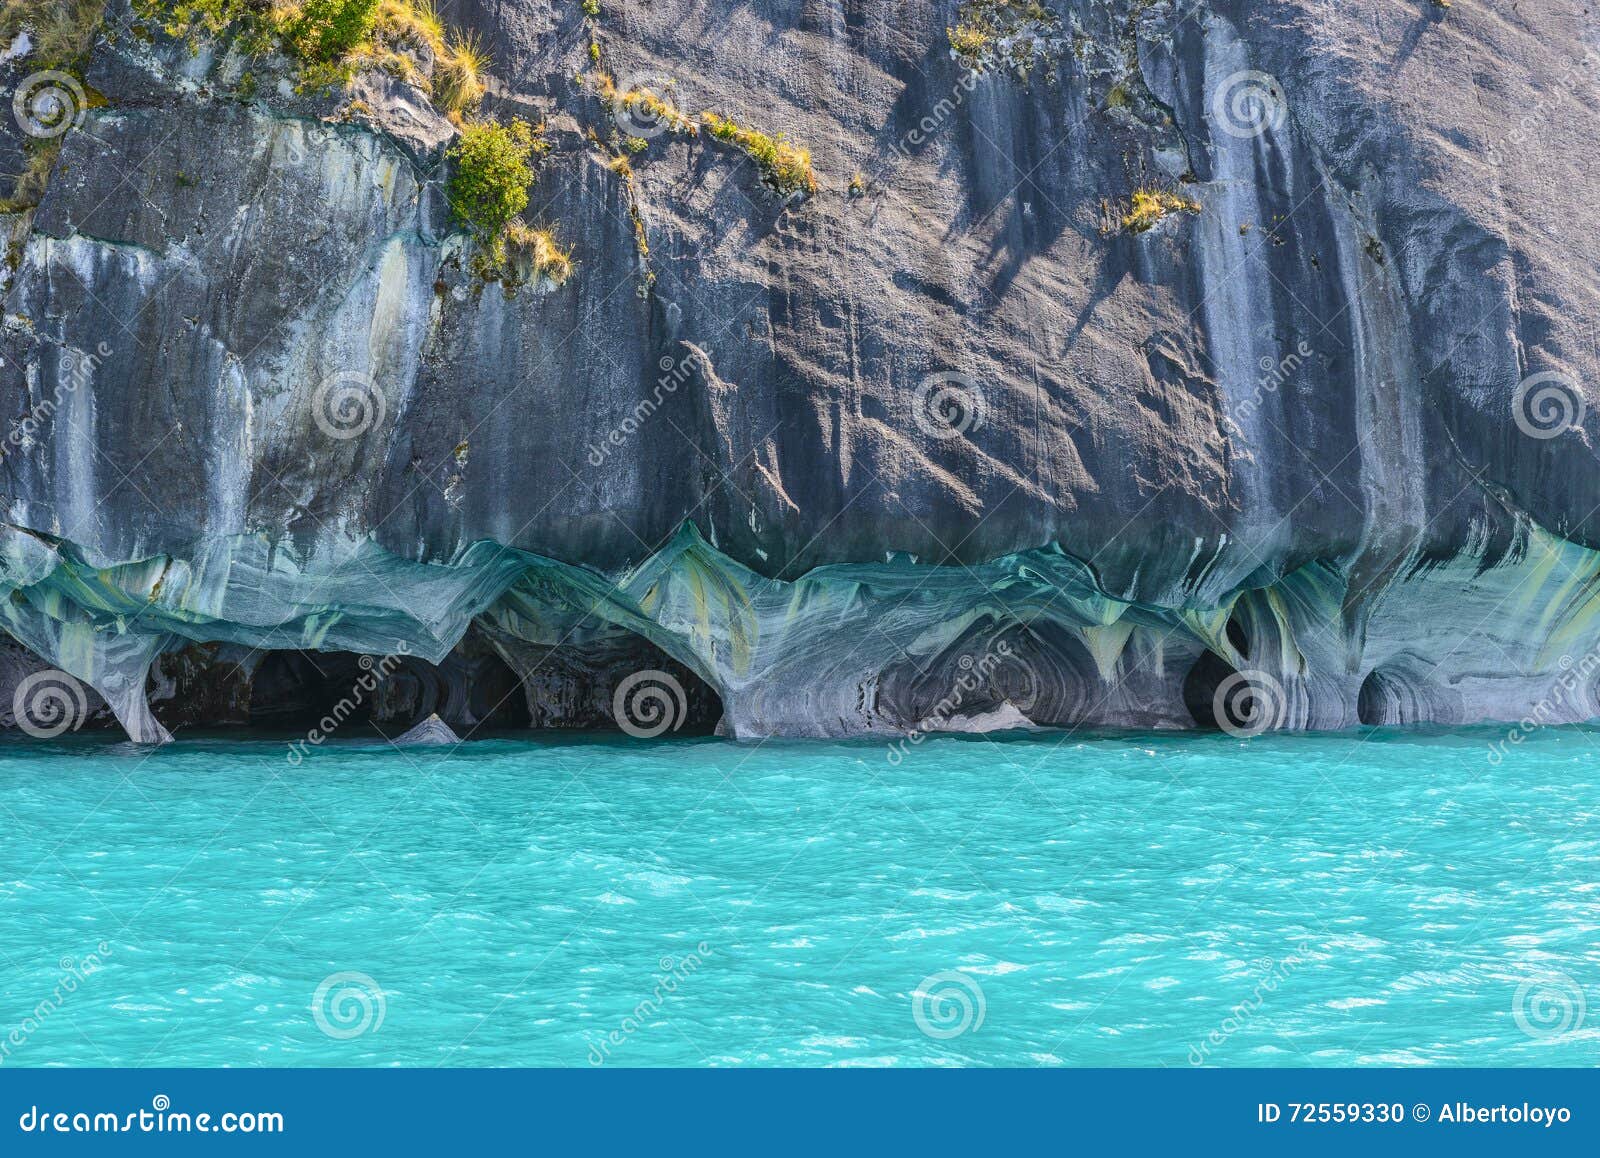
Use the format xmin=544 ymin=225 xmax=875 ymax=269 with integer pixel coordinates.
xmin=1 ymin=0 xmax=1598 ymax=742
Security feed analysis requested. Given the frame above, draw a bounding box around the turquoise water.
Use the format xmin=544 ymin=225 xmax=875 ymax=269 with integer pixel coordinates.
xmin=2 ymin=725 xmax=1598 ymax=1067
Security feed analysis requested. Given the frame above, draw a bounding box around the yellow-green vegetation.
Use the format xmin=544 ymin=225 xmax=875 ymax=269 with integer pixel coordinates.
xmin=475 ymin=218 xmax=572 ymax=289
xmin=426 ymin=28 xmax=488 ymax=117
xmin=701 ymin=111 xmax=816 ymax=196
xmin=447 ymin=117 xmax=541 ymax=242
xmin=138 ymin=0 xmax=271 ymax=50
xmin=0 ymin=0 xmax=104 ymax=69
xmin=580 ymin=0 xmax=600 ymax=16
xmin=0 ymin=0 xmax=108 ymax=211
xmin=138 ymin=0 xmax=486 ymax=115
xmin=585 ymin=73 xmax=815 ymax=198
xmin=946 ymin=0 xmax=1062 ymax=77
xmin=1 ymin=148 xmax=59 ymax=213
xmin=588 ymin=71 xmax=698 ymax=136
xmin=1119 ymin=187 xmax=1201 ymax=234
xmin=604 ymin=146 xmax=651 ymax=271
xmin=285 ymin=0 xmax=381 ymax=63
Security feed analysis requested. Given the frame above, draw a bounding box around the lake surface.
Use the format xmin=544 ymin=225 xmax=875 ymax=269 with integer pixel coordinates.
xmin=2 ymin=724 xmax=1597 ymax=1066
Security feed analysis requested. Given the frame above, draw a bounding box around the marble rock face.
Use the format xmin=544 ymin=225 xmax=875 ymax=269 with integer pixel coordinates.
xmin=1 ymin=1 xmax=1597 ymax=743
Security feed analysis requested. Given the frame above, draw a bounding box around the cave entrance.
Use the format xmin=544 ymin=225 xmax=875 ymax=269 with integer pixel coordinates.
xmin=1225 ymin=608 xmax=1251 ymax=658
xmin=144 ymin=631 xmax=725 ymax=738
xmin=247 ymin=650 xmax=386 ymax=733
xmin=482 ymin=629 xmax=723 ymax=736
xmin=1356 ymin=668 xmax=1388 ymax=726
xmin=1182 ymin=650 xmax=1245 ymax=731
xmin=246 ymin=645 xmax=532 ymax=736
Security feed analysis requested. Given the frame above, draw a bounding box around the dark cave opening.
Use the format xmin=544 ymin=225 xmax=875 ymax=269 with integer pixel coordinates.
xmin=245 ymin=647 xmax=533 ymax=736
xmin=143 ymin=633 xmax=724 ymax=738
xmin=1225 ymin=609 xmax=1250 ymax=658
xmin=1182 ymin=650 xmax=1245 ymax=731
xmin=1355 ymin=668 xmax=1390 ymax=726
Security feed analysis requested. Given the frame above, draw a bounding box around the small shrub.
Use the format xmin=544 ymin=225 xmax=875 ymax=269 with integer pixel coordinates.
xmin=448 ymin=118 xmax=537 ymax=241
xmin=289 ymin=0 xmax=383 ymax=63
xmin=506 ymin=220 xmax=572 ymax=284
xmin=1119 ymin=187 xmax=1200 ymax=234
xmin=947 ymin=0 xmax=1061 ymax=77
xmin=431 ymin=30 xmax=488 ymax=115
xmin=475 ymin=218 xmax=572 ymax=289
xmin=700 ymin=111 xmax=816 ymax=196
xmin=0 ymin=144 xmax=59 ymax=213
xmin=590 ymin=71 xmax=697 ymax=136
xmin=946 ymin=24 xmax=989 ymax=63
xmin=1 ymin=0 xmax=104 ymax=70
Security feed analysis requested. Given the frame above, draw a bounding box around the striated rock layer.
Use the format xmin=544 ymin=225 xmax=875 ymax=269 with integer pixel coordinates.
xmin=1 ymin=0 xmax=1598 ymax=742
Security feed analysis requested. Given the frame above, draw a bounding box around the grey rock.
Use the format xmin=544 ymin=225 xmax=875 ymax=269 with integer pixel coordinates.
xmin=390 ymin=712 xmax=461 ymax=746
xmin=0 ymin=0 xmax=1597 ymax=742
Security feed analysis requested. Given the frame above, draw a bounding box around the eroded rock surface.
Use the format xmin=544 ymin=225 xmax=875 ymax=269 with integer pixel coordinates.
xmin=1 ymin=1 xmax=1597 ymax=742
